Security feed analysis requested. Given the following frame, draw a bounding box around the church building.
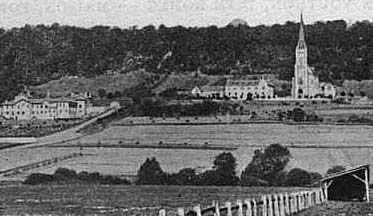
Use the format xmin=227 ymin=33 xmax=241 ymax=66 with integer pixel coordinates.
xmin=292 ymin=14 xmax=324 ymax=99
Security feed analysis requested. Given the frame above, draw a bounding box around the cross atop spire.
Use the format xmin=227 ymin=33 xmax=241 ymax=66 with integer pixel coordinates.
xmin=297 ymin=12 xmax=306 ymax=49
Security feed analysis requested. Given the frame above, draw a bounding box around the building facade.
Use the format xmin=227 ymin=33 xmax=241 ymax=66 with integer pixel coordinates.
xmin=0 ymin=92 xmax=88 ymax=121
xmin=225 ymin=76 xmax=274 ymax=100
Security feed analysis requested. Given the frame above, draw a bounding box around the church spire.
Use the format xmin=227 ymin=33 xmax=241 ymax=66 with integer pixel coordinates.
xmin=297 ymin=12 xmax=306 ymax=49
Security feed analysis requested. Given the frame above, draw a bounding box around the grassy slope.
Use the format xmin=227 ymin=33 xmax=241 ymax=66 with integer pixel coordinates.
xmin=30 ymin=70 xmax=156 ymax=98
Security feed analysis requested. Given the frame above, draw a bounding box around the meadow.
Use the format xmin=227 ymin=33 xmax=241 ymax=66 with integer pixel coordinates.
xmin=2 ymin=123 xmax=373 ymax=182
xmin=0 ymin=184 xmax=305 ymax=216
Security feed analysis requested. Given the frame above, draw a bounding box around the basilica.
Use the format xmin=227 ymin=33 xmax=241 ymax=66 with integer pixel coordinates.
xmin=291 ymin=14 xmax=336 ymax=99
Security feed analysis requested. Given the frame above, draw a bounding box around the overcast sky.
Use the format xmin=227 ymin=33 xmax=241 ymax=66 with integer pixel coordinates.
xmin=0 ymin=0 xmax=372 ymax=29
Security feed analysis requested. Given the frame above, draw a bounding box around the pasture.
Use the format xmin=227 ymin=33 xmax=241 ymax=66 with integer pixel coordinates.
xmin=0 ymin=185 xmax=305 ymax=216
xmin=1 ymin=123 xmax=373 ymax=181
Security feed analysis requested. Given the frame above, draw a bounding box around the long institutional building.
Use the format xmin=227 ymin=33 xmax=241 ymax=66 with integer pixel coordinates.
xmin=0 ymin=92 xmax=88 ymax=121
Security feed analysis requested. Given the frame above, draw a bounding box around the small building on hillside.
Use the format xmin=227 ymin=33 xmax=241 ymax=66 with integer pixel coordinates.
xmin=225 ymin=76 xmax=274 ymax=100
xmin=319 ymin=82 xmax=337 ymax=99
xmin=191 ymin=86 xmax=225 ymax=99
xmin=191 ymin=86 xmax=202 ymax=97
xmin=321 ymin=164 xmax=370 ymax=202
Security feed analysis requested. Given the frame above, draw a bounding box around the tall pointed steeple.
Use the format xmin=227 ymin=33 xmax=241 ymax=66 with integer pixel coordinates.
xmin=297 ymin=12 xmax=306 ymax=49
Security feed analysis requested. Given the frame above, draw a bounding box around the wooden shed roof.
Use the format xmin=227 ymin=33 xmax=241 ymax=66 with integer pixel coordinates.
xmin=321 ymin=164 xmax=369 ymax=182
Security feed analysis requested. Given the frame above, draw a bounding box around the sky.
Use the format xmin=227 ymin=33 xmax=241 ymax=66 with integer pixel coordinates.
xmin=0 ymin=0 xmax=372 ymax=29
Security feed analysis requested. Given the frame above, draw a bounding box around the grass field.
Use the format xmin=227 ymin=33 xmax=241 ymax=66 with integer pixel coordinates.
xmin=0 ymin=185 xmax=305 ymax=216
xmin=2 ymin=123 xmax=373 ymax=182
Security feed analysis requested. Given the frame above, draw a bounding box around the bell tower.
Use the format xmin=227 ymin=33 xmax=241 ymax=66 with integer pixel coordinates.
xmin=293 ymin=13 xmax=309 ymax=98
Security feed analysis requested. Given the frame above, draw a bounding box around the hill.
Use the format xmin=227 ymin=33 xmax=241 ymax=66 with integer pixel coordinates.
xmin=31 ymin=70 xmax=157 ymax=98
xmin=151 ymin=72 xmax=227 ymax=94
xmin=0 ymin=20 xmax=371 ymax=102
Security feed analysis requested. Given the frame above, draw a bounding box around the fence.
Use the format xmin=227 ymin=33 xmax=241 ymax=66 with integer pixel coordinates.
xmin=159 ymin=187 xmax=327 ymax=216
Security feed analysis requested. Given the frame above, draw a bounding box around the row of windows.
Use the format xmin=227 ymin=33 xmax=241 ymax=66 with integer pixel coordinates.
xmin=1 ymin=109 xmax=72 ymax=116
xmin=227 ymin=86 xmax=267 ymax=91
xmin=2 ymin=103 xmax=82 ymax=110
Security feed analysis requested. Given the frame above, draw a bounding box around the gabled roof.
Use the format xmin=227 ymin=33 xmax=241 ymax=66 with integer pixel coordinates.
xmin=321 ymin=164 xmax=369 ymax=182
xmin=200 ymin=86 xmax=224 ymax=92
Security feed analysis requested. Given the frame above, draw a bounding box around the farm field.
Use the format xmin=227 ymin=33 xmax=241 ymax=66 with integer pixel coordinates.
xmin=0 ymin=185 xmax=306 ymax=216
xmin=2 ymin=123 xmax=373 ymax=181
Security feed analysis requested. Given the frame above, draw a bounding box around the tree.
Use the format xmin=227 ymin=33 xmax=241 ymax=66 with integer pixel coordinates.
xmin=212 ymin=152 xmax=239 ymax=185
xmin=292 ymin=108 xmax=306 ymax=122
xmin=98 ymin=88 xmax=107 ymax=98
xmin=326 ymin=165 xmax=346 ymax=175
xmin=24 ymin=173 xmax=54 ymax=185
xmin=241 ymin=144 xmax=291 ymax=186
xmin=136 ymin=158 xmax=167 ymax=185
xmin=286 ymin=168 xmax=312 ymax=186
xmin=169 ymin=168 xmax=197 ymax=185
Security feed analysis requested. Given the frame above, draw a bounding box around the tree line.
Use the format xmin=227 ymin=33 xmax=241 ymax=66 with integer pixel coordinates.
xmin=136 ymin=144 xmax=325 ymax=187
xmin=0 ymin=20 xmax=372 ymax=102
xmin=24 ymin=144 xmax=346 ymax=186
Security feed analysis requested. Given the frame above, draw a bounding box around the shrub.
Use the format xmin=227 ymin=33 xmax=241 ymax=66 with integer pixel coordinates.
xmin=241 ymin=144 xmax=291 ymax=186
xmin=24 ymin=173 xmax=54 ymax=185
xmin=136 ymin=158 xmax=168 ymax=185
xmin=286 ymin=168 xmax=312 ymax=186
xmin=326 ymin=165 xmax=346 ymax=175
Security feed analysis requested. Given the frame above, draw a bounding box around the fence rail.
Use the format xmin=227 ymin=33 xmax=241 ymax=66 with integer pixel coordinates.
xmin=159 ymin=187 xmax=327 ymax=216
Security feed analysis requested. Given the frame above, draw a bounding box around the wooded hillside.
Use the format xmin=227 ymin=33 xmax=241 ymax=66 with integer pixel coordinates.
xmin=0 ymin=20 xmax=372 ymax=101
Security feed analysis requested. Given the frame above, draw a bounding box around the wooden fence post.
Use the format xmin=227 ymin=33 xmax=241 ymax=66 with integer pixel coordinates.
xmin=278 ymin=194 xmax=285 ymax=216
xmin=268 ymin=195 xmax=274 ymax=216
xmin=320 ymin=188 xmax=326 ymax=203
xmin=315 ymin=190 xmax=321 ymax=205
xmin=177 ymin=208 xmax=185 ymax=216
xmin=298 ymin=192 xmax=303 ymax=211
xmin=291 ymin=193 xmax=297 ymax=214
xmin=159 ymin=209 xmax=166 ymax=216
xmin=273 ymin=194 xmax=280 ymax=216
xmin=194 ymin=205 xmax=202 ymax=216
xmin=252 ymin=199 xmax=257 ymax=216
xmin=245 ymin=199 xmax=252 ymax=216
xmin=307 ymin=191 xmax=312 ymax=209
xmin=237 ymin=200 xmax=244 ymax=216
xmin=215 ymin=201 xmax=221 ymax=216
xmin=284 ymin=193 xmax=290 ymax=215
xmin=225 ymin=201 xmax=232 ymax=216
xmin=262 ymin=196 xmax=267 ymax=216
xmin=323 ymin=183 xmax=328 ymax=202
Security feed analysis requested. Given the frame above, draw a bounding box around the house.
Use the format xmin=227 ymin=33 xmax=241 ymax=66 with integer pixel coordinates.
xmin=321 ymin=164 xmax=369 ymax=202
xmin=191 ymin=86 xmax=202 ymax=97
xmin=200 ymin=86 xmax=224 ymax=99
xmin=191 ymin=86 xmax=224 ymax=99
xmin=225 ymin=76 xmax=274 ymax=100
xmin=0 ymin=91 xmax=89 ymax=121
xmin=319 ymin=82 xmax=337 ymax=99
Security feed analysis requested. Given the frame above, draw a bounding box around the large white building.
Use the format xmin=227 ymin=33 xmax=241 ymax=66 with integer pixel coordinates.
xmin=0 ymin=92 xmax=88 ymax=121
xmin=225 ymin=76 xmax=274 ymax=100
xmin=291 ymin=14 xmax=336 ymax=99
